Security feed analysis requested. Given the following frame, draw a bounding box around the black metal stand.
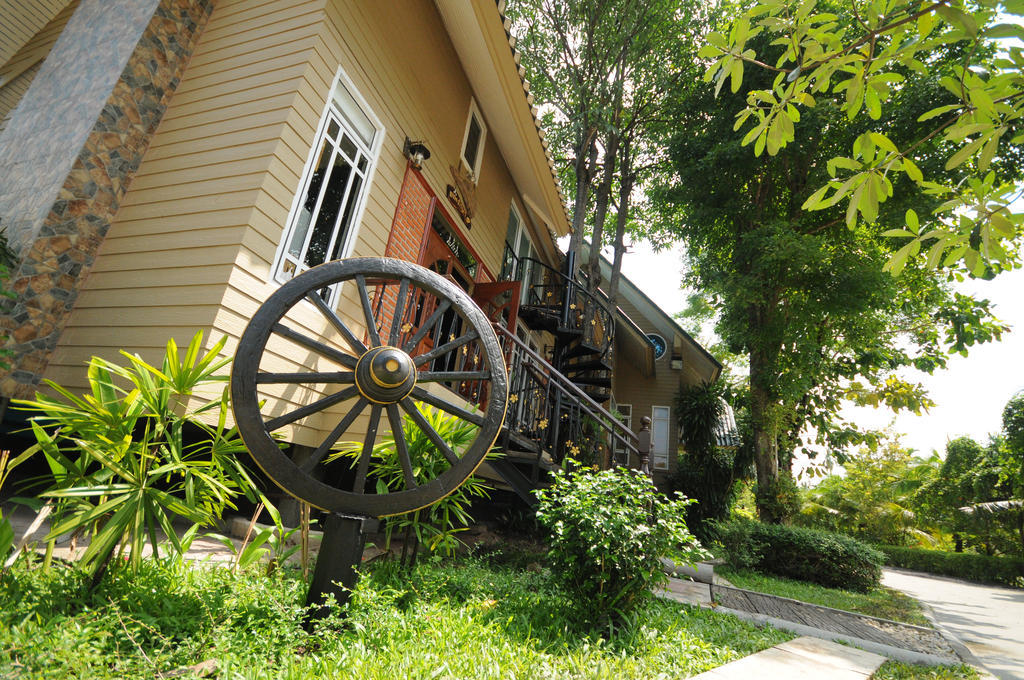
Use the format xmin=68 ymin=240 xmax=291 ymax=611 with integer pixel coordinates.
xmin=304 ymin=513 xmax=377 ymax=623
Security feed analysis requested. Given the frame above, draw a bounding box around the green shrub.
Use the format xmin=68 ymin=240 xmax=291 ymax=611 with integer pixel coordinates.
xmin=535 ymin=463 xmax=708 ymax=624
xmin=14 ymin=332 xmax=258 ymax=580
xmin=715 ymin=519 xmax=883 ymax=592
xmin=876 ymin=545 xmax=1024 ymax=588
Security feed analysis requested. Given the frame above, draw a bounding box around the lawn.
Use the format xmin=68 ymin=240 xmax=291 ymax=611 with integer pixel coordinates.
xmin=1 ymin=553 xmax=792 ymax=679
xmin=716 ymin=567 xmax=931 ymax=626
xmin=874 ymin=660 xmax=981 ymax=679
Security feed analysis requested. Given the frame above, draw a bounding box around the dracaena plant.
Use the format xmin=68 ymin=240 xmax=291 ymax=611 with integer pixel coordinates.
xmin=15 ymin=332 xmax=259 ymax=582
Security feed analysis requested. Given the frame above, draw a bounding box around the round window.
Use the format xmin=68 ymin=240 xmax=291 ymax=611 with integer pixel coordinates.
xmin=646 ymin=333 xmax=667 ymax=360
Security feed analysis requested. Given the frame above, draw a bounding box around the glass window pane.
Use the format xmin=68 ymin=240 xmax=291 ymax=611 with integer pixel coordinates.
xmin=328 ymin=173 xmax=363 ymax=262
xmin=326 ymin=119 xmax=340 ymax=140
xmin=505 ymin=207 xmax=520 ymax=247
xmin=287 ymin=140 xmax=332 ymax=258
xmin=332 ymin=83 xmax=375 ymax=148
xmin=339 ymin=134 xmax=358 ymax=161
xmin=304 ymin=151 xmax=354 ymax=267
xmin=463 ymin=115 xmax=482 ymax=169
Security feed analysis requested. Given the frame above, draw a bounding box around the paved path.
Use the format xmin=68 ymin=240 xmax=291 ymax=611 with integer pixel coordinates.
xmin=882 ymin=568 xmax=1024 ymax=679
xmin=691 ymin=636 xmax=886 ymax=680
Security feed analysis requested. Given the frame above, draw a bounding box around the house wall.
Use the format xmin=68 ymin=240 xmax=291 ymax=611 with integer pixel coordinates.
xmin=43 ymin=0 xmax=549 ymax=447
xmin=611 ymin=293 xmax=717 ymax=483
xmin=0 ymin=1 xmax=78 ymax=135
xmin=0 ymin=0 xmax=72 ymax=66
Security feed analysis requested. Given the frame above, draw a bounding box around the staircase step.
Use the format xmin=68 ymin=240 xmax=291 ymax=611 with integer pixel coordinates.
xmin=563 ymin=358 xmax=613 ymax=372
xmin=567 ymin=375 xmax=611 ymax=388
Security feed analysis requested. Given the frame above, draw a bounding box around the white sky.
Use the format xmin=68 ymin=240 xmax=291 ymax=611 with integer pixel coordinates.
xmin=615 ymin=240 xmax=1024 ymax=458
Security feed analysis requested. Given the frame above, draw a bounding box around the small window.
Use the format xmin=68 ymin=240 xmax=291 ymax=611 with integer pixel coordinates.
xmin=274 ymin=69 xmax=383 ymax=304
xmin=647 ymin=333 xmax=667 ymax=360
xmin=460 ymin=100 xmax=487 ymax=179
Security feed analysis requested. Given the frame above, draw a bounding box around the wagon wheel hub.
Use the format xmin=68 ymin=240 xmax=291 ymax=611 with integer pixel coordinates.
xmin=355 ymin=345 xmax=417 ymax=404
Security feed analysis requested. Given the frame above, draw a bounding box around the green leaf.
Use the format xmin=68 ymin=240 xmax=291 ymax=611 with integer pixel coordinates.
xmin=902 ymin=158 xmax=923 ymax=182
xmin=945 ymin=138 xmax=984 ymax=170
xmin=906 ymin=209 xmax=920 ymax=234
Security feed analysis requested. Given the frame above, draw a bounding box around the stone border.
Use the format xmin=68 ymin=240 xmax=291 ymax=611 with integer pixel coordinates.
xmin=712 ymin=584 xmax=958 ymax=662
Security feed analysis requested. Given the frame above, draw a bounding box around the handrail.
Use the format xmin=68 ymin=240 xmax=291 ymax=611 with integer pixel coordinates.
xmin=494 ymin=323 xmax=637 ymax=465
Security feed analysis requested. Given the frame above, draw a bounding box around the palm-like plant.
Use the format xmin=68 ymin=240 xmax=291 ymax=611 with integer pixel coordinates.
xmin=329 ymin=402 xmax=493 ymax=564
xmin=15 ymin=332 xmax=257 ymax=581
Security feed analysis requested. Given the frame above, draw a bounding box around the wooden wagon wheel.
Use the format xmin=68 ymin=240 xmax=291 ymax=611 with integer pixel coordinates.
xmin=231 ymin=257 xmax=508 ymax=519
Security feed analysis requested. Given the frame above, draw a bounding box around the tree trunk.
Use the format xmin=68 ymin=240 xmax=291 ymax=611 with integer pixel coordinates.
xmin=606 ymin=140 xmax=633 ymax=310
xmin=587 ymin=71 xmax=624 ymax=292
xmin=566 ymin=130 xmax=598 ymax=280
xmin=586 ymin=132 xmax=618 ymax=292
xmin=750 ymin=347 xmax=782 ymax=523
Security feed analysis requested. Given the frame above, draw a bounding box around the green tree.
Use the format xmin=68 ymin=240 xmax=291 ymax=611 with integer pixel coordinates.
xmin=799 ymin=437 xmax=940 ymax=546
xmin=508 ymin=0 xmax=707 ymax=301
xmin=671 ymin=380 xmax=749 ymax=539
xmin=1001 ymin=391 xmax=1024 ymax=497
xmin=654 ymin=17 xmax=1009 ymax=522
xmin=699 ymin=0 xmax=1024 ymax=275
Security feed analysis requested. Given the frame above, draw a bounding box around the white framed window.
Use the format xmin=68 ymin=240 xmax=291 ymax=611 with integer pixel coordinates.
xmin=652 ymin=405 xmax=671 ymax=471
xmin=502 ymin=203 xmax=535 ymax=303
xmin=460 ymin=99 xmax=486 ymax=180
xmin=273 ymin=67 xmax=384 ymax=305
xmin=613 ymin=403 xmax=632 ymax=462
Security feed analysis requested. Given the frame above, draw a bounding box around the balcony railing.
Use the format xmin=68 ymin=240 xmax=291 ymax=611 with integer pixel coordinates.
xmin=502 ymin=248 xmax=614 ymax=364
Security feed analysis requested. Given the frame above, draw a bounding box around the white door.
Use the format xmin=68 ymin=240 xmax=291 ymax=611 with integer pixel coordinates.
xmin=651 ymin=406 xmax=670 ymax=471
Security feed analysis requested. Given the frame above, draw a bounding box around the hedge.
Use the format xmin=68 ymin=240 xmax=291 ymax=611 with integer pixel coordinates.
xmin=715 ymin=520 xmax=883 ymax=592
xmin=876 ymin=545 xmax=1024 ymax=588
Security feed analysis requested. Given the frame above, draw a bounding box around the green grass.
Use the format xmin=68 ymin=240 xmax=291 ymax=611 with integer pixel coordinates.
xmin=873 ymin=660 xmax=981 ymax=679
xmin=717 ymin=567 xmax=931 ymax=626
xmin=0 ymin=553 xmax=792 ymax=679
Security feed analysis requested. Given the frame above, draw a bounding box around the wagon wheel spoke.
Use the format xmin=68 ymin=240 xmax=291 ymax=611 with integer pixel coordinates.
xmin=389 ymin=278 xmax=410 ymax=347
xmin=403 ymin=300 xmax=450 ymax=353
xmin=417 ymin=371 xmax=491 ymax=382
xmin=400 ymin=398 xmax=459 ymax=466
xmin=272 ymin=323 xmax=358 ymax=369
xmin=257 ymin=371 xmax=355 ymax=385
xmin=409 ymin=387 xmax=485 ymax=427
xmin=387 ymin=403 xmax=417 ymax=489
xmin=354 ymin=274 xmax=381 ymax=348
xmin=353 ymin=404 xmax=383 ymax=493
xmin=300 ymin=397 xmax=368 ymax=474
xmin=265 ymin=385 xmax=359 ymax=432
xmin=306 ymin=290 xmax=368 ymax=355
xmin=413 ymin=330 xmax=479 ymax=367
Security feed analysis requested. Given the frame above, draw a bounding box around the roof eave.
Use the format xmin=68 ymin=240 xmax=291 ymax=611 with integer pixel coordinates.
xmin=432 ymin=0 xmax=571 ymax=239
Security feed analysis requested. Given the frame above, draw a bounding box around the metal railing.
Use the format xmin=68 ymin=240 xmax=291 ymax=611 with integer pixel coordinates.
xmin=502 ymin=248 xmax=614 ymax=363
xmin=493 ymin=323 xmax=637 ymax=472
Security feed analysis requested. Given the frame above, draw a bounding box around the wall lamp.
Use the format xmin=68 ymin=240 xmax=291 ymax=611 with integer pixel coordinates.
xmin=403 ymin=137 xmax=431 ymax=170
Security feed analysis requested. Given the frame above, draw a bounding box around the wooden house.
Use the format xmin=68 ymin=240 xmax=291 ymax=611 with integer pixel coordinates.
xmin=0 ymin=0 xmax=724 ymax=505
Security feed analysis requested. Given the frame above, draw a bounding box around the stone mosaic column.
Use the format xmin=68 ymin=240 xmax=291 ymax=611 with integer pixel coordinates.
xmin=0 ymin=0 xmax=214 ymax=399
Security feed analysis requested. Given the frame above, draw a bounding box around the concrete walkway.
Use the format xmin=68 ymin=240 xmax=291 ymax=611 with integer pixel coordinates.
xmin=691 ymin=636 xmax=886 ymax=680
xmin=882 ymin=568 xmax=1024 ymax=680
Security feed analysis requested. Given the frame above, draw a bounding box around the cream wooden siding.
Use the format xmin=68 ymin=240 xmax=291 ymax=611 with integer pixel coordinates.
xmin=611 ymin=294 xmax=698 ymax=478
xmin=0 ymin=1 xmax=77 ymax=134
xmin=48 ymin=0 xmax=539 ymax=448
xmin=0 ymin=0 xmax=71 ymax=66
xmin=46 ymin=0 xmax=325 ymax=412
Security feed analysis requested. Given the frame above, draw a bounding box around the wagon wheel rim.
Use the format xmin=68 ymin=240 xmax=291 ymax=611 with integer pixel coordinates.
xmin=231 ymin=257 xmax=507 ymax=518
